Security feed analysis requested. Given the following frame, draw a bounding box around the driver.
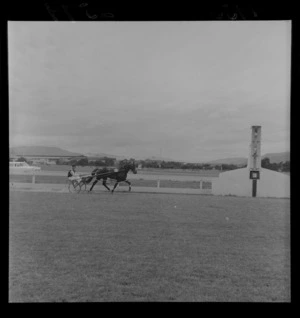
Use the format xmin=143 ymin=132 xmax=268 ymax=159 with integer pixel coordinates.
xmin=68 ymin=164 xmax=81 ymax=183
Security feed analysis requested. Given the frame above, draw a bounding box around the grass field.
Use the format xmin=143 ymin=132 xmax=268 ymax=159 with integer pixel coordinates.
xmin=9 ymin=191 xmax=290 ymax=302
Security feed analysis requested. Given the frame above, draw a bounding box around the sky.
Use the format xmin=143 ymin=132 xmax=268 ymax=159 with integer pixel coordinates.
xmin=8 ymin=21 xmax=291 ymax=162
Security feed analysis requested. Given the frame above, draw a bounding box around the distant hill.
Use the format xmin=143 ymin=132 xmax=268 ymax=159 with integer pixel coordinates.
xmin=204 ymin=152 xmax=290 ymax=166
xmin=10 ymin=146 xmax=83 ymax=157
xmin=205 ymin=157 xmax=247 ymax=166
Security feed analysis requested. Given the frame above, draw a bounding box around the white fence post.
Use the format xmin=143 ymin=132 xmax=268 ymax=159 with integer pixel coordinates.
xmin=157 ymin=179 xmax=160 ymax=188
xmin=32 ymin=172 xmax=36 ymax=184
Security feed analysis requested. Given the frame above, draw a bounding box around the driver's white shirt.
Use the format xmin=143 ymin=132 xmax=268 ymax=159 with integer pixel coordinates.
xmin=68 ymin=170 xmax=81 ymax=181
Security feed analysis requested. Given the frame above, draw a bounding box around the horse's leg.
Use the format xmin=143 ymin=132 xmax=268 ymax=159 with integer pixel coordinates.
xmin=111 ymin=181 xmax=119 ymax=194
xmin=102 ymin=179 xmax=111 ymax=191
xmin=89 ymin=179 xmax=99 ymax=192
xmin=124 ymin=180 xmax=131 ymax=191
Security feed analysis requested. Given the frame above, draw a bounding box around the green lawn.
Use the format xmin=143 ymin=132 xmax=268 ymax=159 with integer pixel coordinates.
xmin=9 ymin=191 xmax=290 ymax=302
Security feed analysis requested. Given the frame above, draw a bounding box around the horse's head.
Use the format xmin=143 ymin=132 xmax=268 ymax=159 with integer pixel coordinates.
xmin=122 ymin=160 xmax=137 ymax=174
xmin=91 ymin=168 xmax=99 ymax=176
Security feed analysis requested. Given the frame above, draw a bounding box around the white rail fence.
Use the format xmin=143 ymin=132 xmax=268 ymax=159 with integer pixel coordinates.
xmin=9 ymin=169 xmax=218 ymax=194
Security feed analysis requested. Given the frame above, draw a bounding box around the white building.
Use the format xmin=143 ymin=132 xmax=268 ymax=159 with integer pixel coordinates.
xmin=30 ymin=158 xmax=56 ymax=165
xmin=212 ymin=126 xmax=290 ymax=198
xmin=212 ymin=167 xmax=290 ymax=198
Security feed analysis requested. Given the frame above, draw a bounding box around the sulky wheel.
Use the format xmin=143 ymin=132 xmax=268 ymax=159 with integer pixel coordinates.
xmin=79 ymin=181 xmax=87 ymax=192
xmin=68 ymin=180 xmax=82 ymax=193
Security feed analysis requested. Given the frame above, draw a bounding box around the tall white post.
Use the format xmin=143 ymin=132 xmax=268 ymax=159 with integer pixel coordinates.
xmin=248 ymin=126 xmax=262 ymax=197
xmin=248 ymin=126 xmax=262 ymax=170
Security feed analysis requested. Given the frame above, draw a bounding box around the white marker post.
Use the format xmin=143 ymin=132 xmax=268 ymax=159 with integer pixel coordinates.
xmin=248 ymin=126 xmax=261 ymax=197
xmin=157 ymin=148 xmax=162 ymax=188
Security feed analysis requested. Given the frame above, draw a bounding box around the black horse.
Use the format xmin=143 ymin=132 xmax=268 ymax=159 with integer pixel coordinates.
xmin=89 ymin=161 xmax=137 ymax=193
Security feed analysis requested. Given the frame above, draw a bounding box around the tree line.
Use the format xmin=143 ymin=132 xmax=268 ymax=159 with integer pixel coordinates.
xmin=261 ymin=157 xmax=290 ymax=172
xmin=137 ymin=160 xmax=245 ymax=170
xmin=13 ymin=156 xmax=290 ymax=172
xmin=66 ymin=157 xmax=116 ymax=167
xmin=141 ymin=158 xmax=290 ymax=172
